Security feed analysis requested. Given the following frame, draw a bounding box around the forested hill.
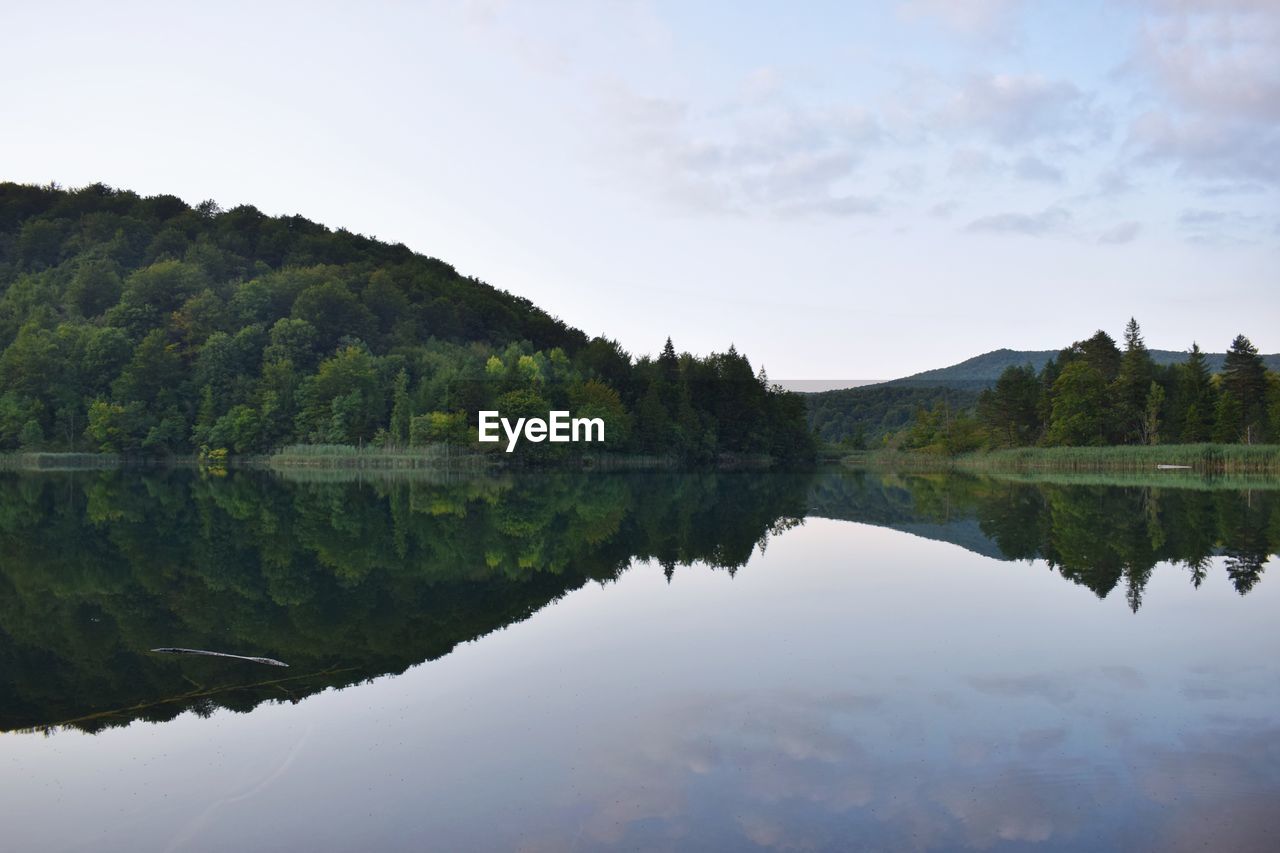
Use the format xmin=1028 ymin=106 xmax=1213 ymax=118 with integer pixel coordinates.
xmin=883 ymin=347 xmax=1280 ymax=390
xmin=0 ymin=182 xmax=813 ymax=460
xmin=809 ymin=322 xmax=1280 ymax=451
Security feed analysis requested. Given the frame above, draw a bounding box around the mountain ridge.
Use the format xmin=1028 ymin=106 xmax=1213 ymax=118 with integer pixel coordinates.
xmin=878 ymin=346 xmax=1280 ymax=390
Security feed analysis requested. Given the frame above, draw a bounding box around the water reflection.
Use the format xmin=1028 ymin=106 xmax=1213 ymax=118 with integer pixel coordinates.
xmin=0 ymin=468 xmax=1275 ymax=733
xmin=0 ymin=469 xmax=809 ymax=732
xmin=811 ymin=470 xmax=1276 ymax=608
xmin=516 ymin=687 xmax=1280 ymax=852
xmin=1 ymin=467 xmax=1279 ymax=851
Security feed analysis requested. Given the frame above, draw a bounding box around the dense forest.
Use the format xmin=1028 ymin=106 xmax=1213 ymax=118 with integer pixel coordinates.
xmin=0 ymin=182 xmax=812 ymax=462
xmin=806 ymin=385 xmax=981 ymax=447
xmin=812 ymin=320 xmax=1280 ymax=454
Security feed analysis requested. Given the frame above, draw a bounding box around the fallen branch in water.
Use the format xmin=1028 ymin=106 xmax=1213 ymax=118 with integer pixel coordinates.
xmin=151 ymin=648 xmax=289 ymax=667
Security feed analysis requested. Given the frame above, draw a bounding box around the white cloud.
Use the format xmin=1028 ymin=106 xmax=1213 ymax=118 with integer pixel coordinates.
xmin=1099 ymin=221 xmax=1142 ymax=244
xmin=1014 ymin=155 xmax=1064 ymax=183
xmin=898 ymin=0 xmax=1024 ymax=41
xmin=965 ymin=206 xmax=1072 ymax=236
xmin=940 ymin=73 xmax=1108 ymax=145
xmin=603 ymin=80 xmax=884 ymax=218
xmin=947 ymin=146 xmax=998 ymax=177
xmin=1126 ymin=0 xmax=1280 ymax=185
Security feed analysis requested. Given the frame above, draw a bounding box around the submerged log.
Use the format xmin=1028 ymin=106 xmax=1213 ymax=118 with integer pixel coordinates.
xmin=151 ymin=648 xmax=289 ymax=667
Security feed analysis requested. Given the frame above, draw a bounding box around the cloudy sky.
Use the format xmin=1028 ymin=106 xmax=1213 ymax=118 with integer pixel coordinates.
xmin=3 ymin=0 xmax=1276 ymax=379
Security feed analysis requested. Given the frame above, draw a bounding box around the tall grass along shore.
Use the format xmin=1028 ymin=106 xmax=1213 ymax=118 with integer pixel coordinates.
xmin=847 ymin=443 xmax=1280 ymax=475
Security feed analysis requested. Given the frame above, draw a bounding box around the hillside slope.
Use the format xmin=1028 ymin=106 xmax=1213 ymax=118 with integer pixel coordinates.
xmin=0 ymin=182 xmax=811 ymax=460
xmin=807 ymin=342 xmax=1279 ymax=447
xmin=886 ymin=347 xmax=1280 ymax=390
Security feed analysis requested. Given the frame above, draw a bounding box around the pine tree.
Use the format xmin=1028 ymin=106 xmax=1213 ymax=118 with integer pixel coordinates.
xmin=1074 ymin=330 xmax=1122 ymax=383
xmin=1177 ymin=343 xmax=1217 ymax=442
xmin=978 ymin=364 xmax=1041 ymax=446
xmin=659 ymin=337 xmax=679 ymax=385
xmin=1214 ymin=390 xmax=1244 ymax=443
xmin=1221 ymin=334 xmax=1268 ymax=443
xmin=1114 ymin=318 xmax=1154 ymax=443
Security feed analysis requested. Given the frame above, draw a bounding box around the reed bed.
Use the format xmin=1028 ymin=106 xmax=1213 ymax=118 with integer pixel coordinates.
xmin=0 ymin=452 xmax=123 ymax=471
xmin=847 ymin=444 xmax=1280 ymax=476
xmin=262 ymin=444 xmax=490 ymax=471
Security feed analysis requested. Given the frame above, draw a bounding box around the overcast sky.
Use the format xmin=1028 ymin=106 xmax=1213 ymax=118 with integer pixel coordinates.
xmin=3 ymin=0 xmax=1276 ymax=379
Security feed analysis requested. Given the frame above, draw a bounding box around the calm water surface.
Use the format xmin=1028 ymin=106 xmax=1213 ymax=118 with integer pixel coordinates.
xmin=1 ymin=468 xmax=1277 ymax=851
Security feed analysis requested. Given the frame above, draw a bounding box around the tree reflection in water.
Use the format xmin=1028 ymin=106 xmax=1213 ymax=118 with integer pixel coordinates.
xmin=0 ymin=467 xmax=1273 ymax=732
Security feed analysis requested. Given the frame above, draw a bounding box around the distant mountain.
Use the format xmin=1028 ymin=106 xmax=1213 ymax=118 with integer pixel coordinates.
xmin=883 ymin=347 xmax=1280 ymax=390
xmin=774 ymin=379 xmax=882 ymax=393
xmin=804 ymin=344 xmax=1280 ymax=446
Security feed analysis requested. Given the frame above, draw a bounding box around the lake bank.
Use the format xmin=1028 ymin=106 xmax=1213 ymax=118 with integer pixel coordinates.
xmin=843 ymin=443 xmax=1280 ymax=477
xmin=0 ymin=446 xmax=788 ymax=473
xmin=0 ymin=452 xmax=125 ymax=471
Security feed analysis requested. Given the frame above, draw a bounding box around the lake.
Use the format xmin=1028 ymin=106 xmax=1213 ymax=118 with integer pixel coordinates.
xmin=1 ymin=467 xmax=1277 ymax=851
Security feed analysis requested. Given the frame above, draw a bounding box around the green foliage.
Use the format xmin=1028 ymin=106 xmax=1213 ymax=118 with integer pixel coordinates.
xmin=1176 ymin=343 xmax=1217 ymax=442
xmin=1222 ymin=334 xmax=1269 ymax=443
xmin=817 ymin=319 xmax=1278 ymax=456
xmin=976 ymin=364 xmax=1040 ymax=446
xmin=899 ymin=401 xmax=983 ymax=455
xmin=888 ymin=345 xmax=1280 ymax=391
xmin=807 ymin=386 xmax=980 ymax=446
xmin=1046 ymin=362 xmax=1109 ymax=446
xmin=0 ymin=182 xmax=811 ymax=463
xmin=1113 ymin=318 xmax=1155 ymax=442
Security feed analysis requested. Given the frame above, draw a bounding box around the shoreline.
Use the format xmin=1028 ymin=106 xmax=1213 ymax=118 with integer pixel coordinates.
xmin=841 ymin=444 xmax=1280 ymax=475
xmin=7 ymin=443 xmax=1280 ymax=481
xmin=0 ymin=447 xmax=790 ymax=473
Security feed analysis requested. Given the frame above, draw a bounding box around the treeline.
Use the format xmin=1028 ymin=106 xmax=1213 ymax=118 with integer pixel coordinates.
xmin=897 ymin=319 xmax=1280 ymax=454
xmin=0 ymin=182 xmax=812 ymax=462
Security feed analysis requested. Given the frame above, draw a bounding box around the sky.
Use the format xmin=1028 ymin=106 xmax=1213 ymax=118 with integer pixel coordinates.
xmin=2 ymin=0 xmax=1277 ymax=380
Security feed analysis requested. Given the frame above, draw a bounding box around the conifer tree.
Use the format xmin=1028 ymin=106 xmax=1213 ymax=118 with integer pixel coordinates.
xmin=1177 ymin=343 xmax=1217 ymax=442
xmin=1222 ymin=334 xmax=1268 ymax=443
xmin=1114 ymin=318 xmax=1154 ymax=443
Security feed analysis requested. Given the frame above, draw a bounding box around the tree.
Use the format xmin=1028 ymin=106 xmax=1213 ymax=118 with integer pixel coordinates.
xmin=390 ymin=369 xmax=411 ymax=447
xmin=1046 ymin=362 xmax=1109 ymax=446
xmin=208 ymin=405 xmax=263 ymax=453
xmin=18 ymin=418 xmax=43 ymax=449
xmin=85 ymin=400 xmax=145 ymax=452
xmin=1177 ymin=343 xmax=1217 ymax=442
xmin=65 ymin=260 xmax=122 ymax=318
xmin=295 ymin=346 xmax=384 ymax=444
xmin=1141 ymin=381 xmax=1165 ymax=445
xmin=977 ymin=364 xmax=1040 ymax=446
xmin=633 ymin=382 xmax=670 ymax=454
xmin=568 ymin=379 xmax=631 ymax=449
xmin=659 ymin=337 xmax=679 ymax=385
xmin=1221 ymin=334 xmax=1268 ymax=443
xmin=1214 ymin=390 xmax=1244 ymax=443
xmin=1063 ymin=330 xmax=1122 ymax=383
xmin=291 ymin=279 xmax=375 ymax=354
xmin=1113 ymin=318 xmax=1154 ymax=443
